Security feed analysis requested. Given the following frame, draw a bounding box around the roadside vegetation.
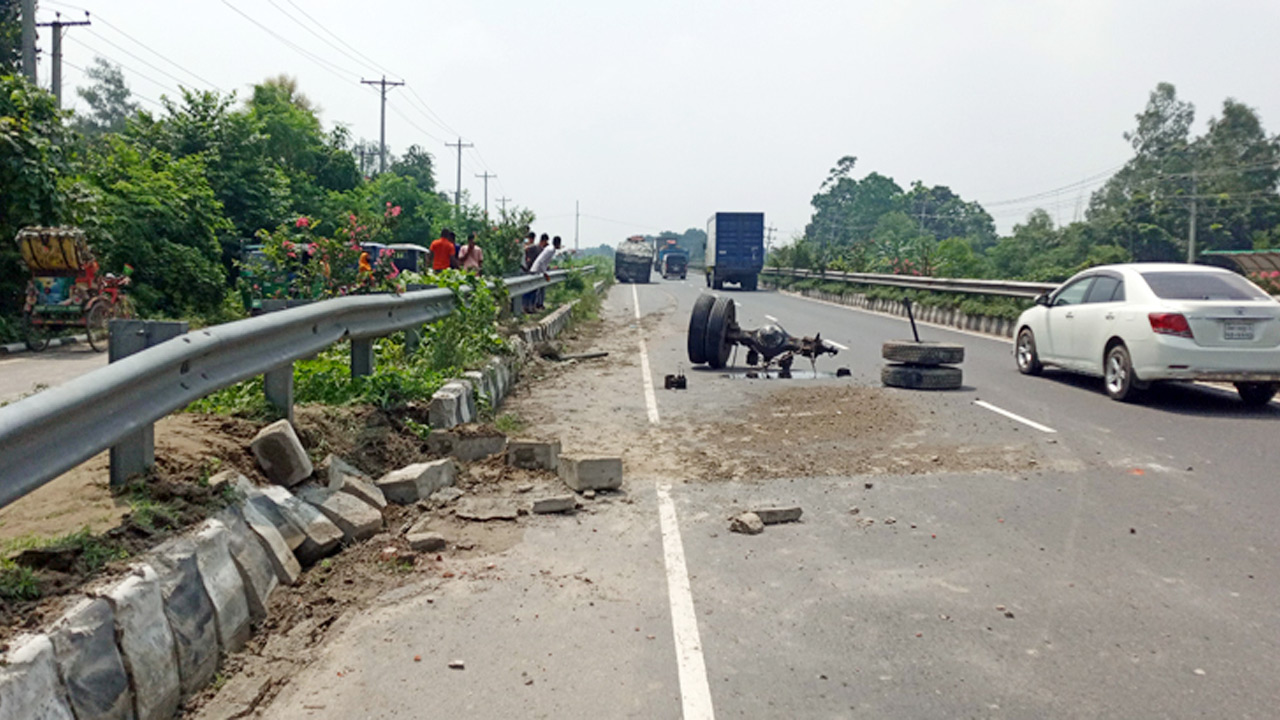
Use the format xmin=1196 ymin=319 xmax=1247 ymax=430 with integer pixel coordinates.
xmin=769 ymin=275 xmax=1032 ymax=321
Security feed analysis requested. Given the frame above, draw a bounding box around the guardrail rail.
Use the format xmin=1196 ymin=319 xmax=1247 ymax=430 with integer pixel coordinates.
xmin=761 ymin=267 xmax=1056 ymax=299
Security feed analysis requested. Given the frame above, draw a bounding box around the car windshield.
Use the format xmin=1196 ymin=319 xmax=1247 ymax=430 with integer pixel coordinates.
xmin=1139 ymin=271 xmax=1270 ymax=301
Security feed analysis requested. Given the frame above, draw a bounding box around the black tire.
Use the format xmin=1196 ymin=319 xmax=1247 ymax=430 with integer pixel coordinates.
xmin=22 ymin=314 xmax=49 ymax=352
xmin=1103 ymin=344 xmax=1141 ymax=402
xmin=882 ymin=340 xmax=964 ymax=366
xmin=1015 ymin=327 xmax=1043 ymax=376
xmin=86 ymin=303 xmax=111 ymax=352
xmin=1235 ymin=382 xmax=1277 ymax=407
xmin=742 ymin=275 xmax=758 ymax=291
xmin=881 ymin=363 xmax=962 ymax=390
xmin=687 ymin=294 xmax=716 ymax=364
xmin=703 ymin=296 xmax=736 ymax=369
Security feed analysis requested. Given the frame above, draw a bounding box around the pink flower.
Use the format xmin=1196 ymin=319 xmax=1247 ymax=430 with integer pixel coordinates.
xmin=307 ymin=243 xmax=319 ymax=254
xmin=386 ymin=201 xmax=392 ymax=207
xmin=391 ymin=205 xmax=402 ymax=217
xmin=389 ymin=267 xmax=400 ymax=279
xmin=295 ymin=216 xmax=310 ymax=228
xmin=349 ymin=214 xmax=357 ymax=224
xmin=287 ymin=251 xmax=297 ymax=259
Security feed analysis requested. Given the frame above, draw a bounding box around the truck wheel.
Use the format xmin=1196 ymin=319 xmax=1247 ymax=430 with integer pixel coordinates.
xmin=743 ymin=275 xmax=758 ymax=291
xmin=881 ymin=340 xmax=964 ymax=366
xmin=688 ymin=294 xmax=716 ymax=364
xmin=704 ymin=297 xmax=736 ymax=369
xmin=881 ymin=363 xmax=962 ymax=390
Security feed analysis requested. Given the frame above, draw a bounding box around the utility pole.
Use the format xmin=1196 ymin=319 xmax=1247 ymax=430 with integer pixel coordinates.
xmin=360 ymin=76 xmax=404 ymax=174
xmin=496 ymin=197 xmax=511 ymax=216
xmin=475 ymin=172 xmax=497 ymax=219
xmin=1187 ymin=170 xmax=1198 ymax=264
xmin=445 ymin=137 xmax=473 ymax=216
xmin=574 ymin=201 xmax=580 ymax=250
xmin=38 ymin=12 xmax=91 ymax=107
xmin=765 ymin=225 xmax=777 ymax=252
xmin=20 ymin=0 xmax=36 ymax=82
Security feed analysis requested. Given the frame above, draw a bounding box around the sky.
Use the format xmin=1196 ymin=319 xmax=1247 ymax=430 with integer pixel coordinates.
xmin=32 ymin=0 xmax=1280 ymax=245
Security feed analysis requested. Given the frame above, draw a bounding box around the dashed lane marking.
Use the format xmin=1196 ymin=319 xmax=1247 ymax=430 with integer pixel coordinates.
xmin=974 ymin=400 xmax=1057 ymax=433
xmin=632 ymin=284 xmax=661 ymax=424
xmin=656 ymin=483 xmax=716 ymax=720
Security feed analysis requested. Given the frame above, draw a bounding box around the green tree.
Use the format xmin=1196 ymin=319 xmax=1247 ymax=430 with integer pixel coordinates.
xmin=0 ymin=0 xmax=21 ymax=75
xmin=390 ymin=144 xmax=436 ymax=193
xmin=72 ymin=58 xmax=139 ymax=137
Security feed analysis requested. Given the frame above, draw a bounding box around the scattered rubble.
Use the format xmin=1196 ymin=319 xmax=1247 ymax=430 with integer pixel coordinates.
xmin=752 ymin=507 xmax=803 ymax=525
xmin=249 ymin=419 xmax=313 ymax=486
xmin=558 ymin=455 xmax=623 ymax=492
xmin=729 ymin=512 xmax=765 ymax=535
xmin=507 ymin=439 xmax=560 ymax=471
xmin=375 ymin=459 xmax=457 ymax=505
xmin=531 ymin=496 xmax=577 ymax=515
xmin=455 ymin=498 xmax=520 ymax=522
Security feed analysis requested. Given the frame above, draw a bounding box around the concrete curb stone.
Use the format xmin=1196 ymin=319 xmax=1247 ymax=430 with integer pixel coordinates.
xmin=0 ymin=634 xmax=75 ymax=720
xmin=256 ymin=485 xmax=343 ymax=565
xmin=375 ymin=459 xmax=457 ymax=505
xmin=558 ymin=455 xmax=623 ymax=492
xmin=249 ymin=419 xmax=313 ymax=486
xmin=150 ymin=538 xmax=220 ymax=697
xmin=324 ymin=455 xmax=387 ymax=510
xmin=48 ymin=597 xmax=134 ymax=720
xmin=236 ymin=496 xmax=302 ymax=585
xmin=296 ymin=485 xmax=383 ymax=544
xmin=214 ymin=507 xmax=280 ymax=623
xmin=101 ymin=564 xmax=182 ymax=720
xmin=193 ymin=521 xmax=252 ymax=654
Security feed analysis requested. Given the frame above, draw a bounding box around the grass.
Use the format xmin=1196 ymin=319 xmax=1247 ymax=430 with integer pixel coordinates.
xmin=494 ymin=412 xmax=527 ymax=434
xmin=0 ymin=527 xmax=131 ymax=601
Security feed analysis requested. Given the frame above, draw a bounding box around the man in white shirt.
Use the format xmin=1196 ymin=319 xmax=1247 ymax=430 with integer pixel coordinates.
xmin=529 ymin=236 xmax=561 ymax=310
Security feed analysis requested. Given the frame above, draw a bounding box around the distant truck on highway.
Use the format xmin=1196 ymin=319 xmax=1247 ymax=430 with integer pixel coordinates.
xmin=705 ymin=212 xmax=764 ymax=290
xmin=654 ymin=239 xmax=689 ymax=280
xmin=615 ymin=235 xmax=653 ymax=283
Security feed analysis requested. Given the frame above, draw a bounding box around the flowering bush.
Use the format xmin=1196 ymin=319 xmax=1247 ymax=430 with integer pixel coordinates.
xmin=1248 ymin=270 xmax=1280 ymax=295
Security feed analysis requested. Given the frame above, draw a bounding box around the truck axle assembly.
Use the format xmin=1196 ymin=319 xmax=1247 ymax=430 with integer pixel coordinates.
xmin=686 ymin=295 xmax=838 ymax=374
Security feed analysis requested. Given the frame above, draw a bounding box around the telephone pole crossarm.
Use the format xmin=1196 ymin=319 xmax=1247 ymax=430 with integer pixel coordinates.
xmin=36 ymin=11 xmax=91 ymax=107
xmin=360 ymin=76 xmax=405 ymax=174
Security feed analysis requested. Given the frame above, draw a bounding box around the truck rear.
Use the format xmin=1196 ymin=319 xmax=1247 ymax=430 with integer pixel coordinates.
xmin=705 ymin=212 xmax=764 ymax=290
xmin=615 ymin=236 xmax=654 ymax=283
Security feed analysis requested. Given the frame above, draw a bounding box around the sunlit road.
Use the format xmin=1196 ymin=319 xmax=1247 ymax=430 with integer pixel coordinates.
xmin=0 ymin=344 xmax=107 ymax=405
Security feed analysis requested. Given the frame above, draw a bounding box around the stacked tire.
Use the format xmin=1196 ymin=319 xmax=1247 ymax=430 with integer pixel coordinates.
xmin=688 ymin=295 xmax=735 ymax=369
xmin=880 ymin=340 xmax=964 ymax=390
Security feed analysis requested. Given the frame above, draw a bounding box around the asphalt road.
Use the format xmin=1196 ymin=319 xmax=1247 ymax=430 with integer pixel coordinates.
xmin=0 ymin=343 xmax=107 ymax=405
xmin=247 ymin=277 xmax=1279 ymax=719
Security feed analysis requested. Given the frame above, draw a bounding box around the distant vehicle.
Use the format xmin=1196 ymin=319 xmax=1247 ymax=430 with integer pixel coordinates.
xmin=615 ymin=235 xmax=653 ymax=283
xmin=706 ymin=212 xmax=763 ymax=290
xmin=1014 ymin=263 xmax=1280 ymax=405
xmin=654 ymin=238 xmax=682 ymax=271
xmin=662 ymin=251 xmax=688 ymax=280
xmin=386 ymin=243 xmax=430 ymax=273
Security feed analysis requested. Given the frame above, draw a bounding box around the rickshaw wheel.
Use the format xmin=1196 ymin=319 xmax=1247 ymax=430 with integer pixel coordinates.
xmin=22 ymin=314 xmax=49 ymax=352
xmin=86 ymin=303 xmax=111 ymax=352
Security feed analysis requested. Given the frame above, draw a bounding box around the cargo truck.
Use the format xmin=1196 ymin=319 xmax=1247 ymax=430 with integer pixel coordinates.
xmin=705 ymin=212 xmax=764 ymax=290
xmin=615 ymin=235 xmax=654 ymax=283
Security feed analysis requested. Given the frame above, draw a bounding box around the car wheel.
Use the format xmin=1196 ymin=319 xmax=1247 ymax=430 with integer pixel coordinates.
xmin=687 ymin=294 xmax=715 ymax=364
xmin=883 ymin=340 xmax=964 ymax=366
xmin=1235 ymin=382 xmax=1277 ymax=407
xmin=703 ymin=296 xmax=736 ymax=369
xmin=1103 ymin=344 xmax=1141 ymax=402
xmin=881 ymin=364 xmax=963 ymax=390
xmin=1015 ymin=327 xmax=1042 ymax=376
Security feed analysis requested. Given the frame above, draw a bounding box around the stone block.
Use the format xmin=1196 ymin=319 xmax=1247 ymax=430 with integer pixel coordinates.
xmin=730 ymin=512 xmax=765 ymax=535
xmin=463 ymin=370 xmax=488 ymax=401
xmin=429 ymin=486 xmax=465 ymax=506
xmin=193 ymin=521 xmax=252 ymax=654
xmin=102 ymin=565 xmax=182 ymax=720
xmin=507 ymin=439 xmax=560 ymax=471
xmin=324 ymin=454 xmax=387 ymax=510
xmin=256 ymin=485 xmax=343 ymax=565
xmin=426 ymin=430 xmax=508 ymax=462
xmin=0 ymin=634 xmax=75 ymax=720
xmin=296 ymin=485 xmax=383 ymax=543
xmin=428 ymin=387 xmax=461 ymax=429
xmin=375 ymin=459 xmax=456 ymax=505
xmin=249 ymin=419 xmax=313 ymax=486
xmin=558 ymin=455 xmax=623 ymax=492
xmin=752 ymin=507 xmax=803 ymax=525
xmin=214 ymin=507 xmax=278 ymax=623
xmin=531 ymin=495 xmax=576 ymax=514
xmin=240 ymin=483 xmax=305 ymax=551
xmin=443 ymin=380 xmax=477 ymax=424
xmin=236 ymin=497 xmax=302 ymax=586
xmin=455 ymin=498 xmax=520 ymax=521
xmin=151 ymin=538 xmax=219 ymax=697
xmin=49 ymin=597 xmax=133 ymax=720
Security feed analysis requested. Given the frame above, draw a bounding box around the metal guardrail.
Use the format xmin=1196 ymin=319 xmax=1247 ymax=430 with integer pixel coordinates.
xmin=0 ymin=270 xmax=568 ymax=508
xmin=761 ymin=267 xmax=1056 ymax=299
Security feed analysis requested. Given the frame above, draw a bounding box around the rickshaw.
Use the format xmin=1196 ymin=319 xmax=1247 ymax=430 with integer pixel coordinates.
xmin=386 ymin=243 xmax=430 ymax=273
xmin=17 ymin=227 xmax=132 ymax=352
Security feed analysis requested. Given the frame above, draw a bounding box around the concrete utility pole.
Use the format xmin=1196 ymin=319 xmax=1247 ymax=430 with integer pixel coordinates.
xmin=496 ymin=196 xmax=511 ymax=216
xmin=445 ymin=138 xmax=473 ymax=216
xmin=475 ymin=172 xmax=497 ymax=218
xmin=1187 ymin=171 xmax=1198 ymax=264
xmin=360 ymin=76 xmax=404 ymax=174
xmin=574 ymin=201 xmax=580 ymax=250
xmin=37 ymin=12 xmax=91 ymax=108
xmin=20 ymin=0 xmax=36 ymax=82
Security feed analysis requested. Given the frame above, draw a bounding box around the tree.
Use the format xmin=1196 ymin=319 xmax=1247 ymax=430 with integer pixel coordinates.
xmin=390 ymin=144 xmax=436 ymax=193
xmin=1190 ymin=99 xmax=1280 ymax=252
xmin=0 ymin=0 xmax=20 ymax=75
xmin=73 ymin=58 xmax=139 ymax=137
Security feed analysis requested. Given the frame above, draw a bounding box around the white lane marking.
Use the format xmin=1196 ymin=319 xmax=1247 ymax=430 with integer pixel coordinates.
xmin=974 ymin=400 xmax=1057 ymax=433
xmin=764 ymin=314 xmax=778 ymax=322
xmin=656 ymin=483 xmax=716 ymax=720
xmin=633 ymin=285 xmax=661 ymax=424
xmin=826 ymin=340 xmax=850 ymax=351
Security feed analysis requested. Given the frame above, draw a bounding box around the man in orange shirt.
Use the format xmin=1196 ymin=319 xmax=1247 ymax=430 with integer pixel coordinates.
xmin=430 ymin=229 xmax=457 ymax=271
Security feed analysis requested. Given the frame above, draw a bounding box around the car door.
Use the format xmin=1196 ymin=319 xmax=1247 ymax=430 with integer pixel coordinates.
xmin=1067 ymin=274 xmax=1125 ymax=372
xmin=1042 ymin=276 xmax=1094 ymax=365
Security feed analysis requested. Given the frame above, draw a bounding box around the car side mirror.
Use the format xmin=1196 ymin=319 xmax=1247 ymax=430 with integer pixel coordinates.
xmin=1035 ymin=293 xmax=1050 ymax=307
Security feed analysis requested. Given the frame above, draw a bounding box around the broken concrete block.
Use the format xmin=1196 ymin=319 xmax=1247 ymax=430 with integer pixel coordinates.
xmin=102 ymin=565 xmax=181 ymax=720
xmin=325 ymin=454 xmax=387 ymax=510
xmin=531 ymin=495 xmax=576 ymax=514
xmin=558 ymin=455 xmax=623 ymax=492
xmin=426 ymin=429 xmax=508 ymax=462
xmin=207 ymin=468 xmax=243 ymax=495
xmin=442 ymin=380 xmax=476 ymax=424
xmin=462 ymin=370 xmax=488 ymax=401
xmin=49 ymin=597 xmax=134 ymax=720
xmin=256 ymin=485 xmax=343 ymax=565
xmin=507 ymin=439 xmax=560 ymax=471
xmin=428 ymin=387 xmax=462 ymax=429
xmin=236 ymin=497 xmax=302 ymax=586
xmin=250 ymin=419 xmax=313 ymax=486
xmin=193 ymin=520 xmax=252 ymax=654
xmin=234 ymin=476 xmax=305 ymax=551
xmin=0 ymin=634 xmax=75 ymax=720
xmin=405 ymin=519 xmax=448 ymax=552
xmin=214 ymin=507 xmax=278 ymax=623
xmin=429 ymin=486 xmax=465 ymax=506
xmin=151 ymin=538 xmax=219 ymax=697
xmin=752 ymin=507 xmax=803 ymax=525
xmin=456 ymin=498 xmax=520 ymax=521
xmin=297 ymin=485 xmax=383 ymax=543
xmin=375 ymin=459 xmax=456 ymax=505
xmin=729 ymin=512 xmax=765 ymax=535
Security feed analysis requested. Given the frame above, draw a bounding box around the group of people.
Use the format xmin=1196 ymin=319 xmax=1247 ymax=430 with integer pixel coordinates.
xmin=428 ymin=229 xmax=484 ymax=272
xmin=521 ymin=232 xmax=563 ymax=311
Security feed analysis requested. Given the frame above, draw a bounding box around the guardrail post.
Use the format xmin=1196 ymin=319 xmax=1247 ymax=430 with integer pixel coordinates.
xmin=404 ymin=327 xmax=421 ymax=354
xmin=510 ymin=295 xmax=524 ymax=318
xmin=351 ymin=338 xmax=374 ymax=377
xmin=108 ymin=319 xmax=188 ymax=487
xmin=263 ymin=363 xmax=294 ymax=423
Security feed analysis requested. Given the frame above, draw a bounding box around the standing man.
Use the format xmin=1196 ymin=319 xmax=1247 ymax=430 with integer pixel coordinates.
xmin=459 ymin=232 xmax=484 ymax=272
xmin=521 ymin=232 xmax=541 ymax=312
xmin=529 ymin=235 xmax=561 ymax=310
xmin=430 ymin=228 xmax=457 ymax=272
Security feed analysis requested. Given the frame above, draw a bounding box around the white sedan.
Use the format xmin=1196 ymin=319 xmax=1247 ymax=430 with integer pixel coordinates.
xmin=1014 ymin=263 xmax=1280 ymax=405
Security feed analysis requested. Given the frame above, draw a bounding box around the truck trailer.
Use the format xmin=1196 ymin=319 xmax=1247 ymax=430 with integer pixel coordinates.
xmin=705 ymin=212 xmax=764 ymax=290
xmin=615 ymin=236 xmax=654 ymax=283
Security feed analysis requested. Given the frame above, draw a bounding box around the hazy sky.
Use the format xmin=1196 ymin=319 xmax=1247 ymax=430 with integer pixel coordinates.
xmin=34 ymin=0 xmax=1280 ymax=244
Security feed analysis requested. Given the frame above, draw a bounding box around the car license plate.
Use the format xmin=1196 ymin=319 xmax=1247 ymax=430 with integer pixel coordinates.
xmin=1224 ymin=320 xmax=1255 ymax=340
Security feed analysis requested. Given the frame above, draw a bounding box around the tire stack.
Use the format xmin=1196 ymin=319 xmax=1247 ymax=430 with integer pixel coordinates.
xmin=880 ymin=340 xmax=964 ymax=390
xmin=687 ymin=294 xmax=735 ymax=369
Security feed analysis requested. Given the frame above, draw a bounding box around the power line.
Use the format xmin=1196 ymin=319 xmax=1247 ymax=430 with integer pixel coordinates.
xmin=265 ymin=0 xmax=385 ymax=78
xmin=221 ymin=1 xmax=360 ymax=83
xmin=62 ymin=57 xmax=162 ymax=108
xmin=284 ymin=0 xmax=398 ymax=78
xmin=71 ymin=28 xmax=202 ymax=92
xmin=66 ymin=37 xmax=182 ymax=96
